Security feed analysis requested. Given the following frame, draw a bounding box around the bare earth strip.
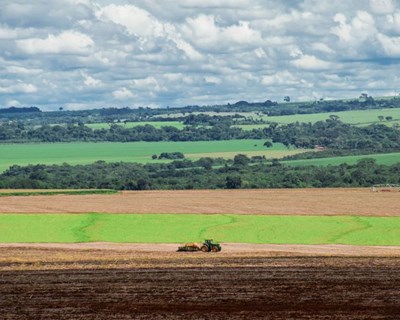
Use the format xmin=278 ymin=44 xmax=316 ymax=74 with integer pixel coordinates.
xmin=0 ymin=188 xmax=398 ymax=216
xmin=1 ymin=243 xmax=400 ymax=258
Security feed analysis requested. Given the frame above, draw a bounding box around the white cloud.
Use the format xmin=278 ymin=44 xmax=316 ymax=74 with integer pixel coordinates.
xmin=291 ymin=55 xmax=331 ymax=70
xmin=133 ymin=77 xmax=162 ymax=91
xmin=377 ymin=33 xmax=400 ymax=56
xmin=82 ymin=72 xmax=102 ymax=87
xmin=311 ymin=42 xmax=334 ymax=54
xmin=0 ymin=83 xmax=37 ymax=94
xmin=5 ymin=99 xmax=21 ymax=107
xmin=96 ymin=4 xmax=163 ymax=37
xmin=16 ymin=31 xmax=94 ymax=55
xmin=112 ymin=87 xmax=134 ymax=100
xmin=6 ymin=66 xmax=42 ymax=75
xmin=1 ymin=1 xmax=400 ymax=109
xmin=370 ymin=0 xmax=395 ymax=14
xmin=332 ymin=11 xmax=376 ymax=43
xmin=182 ymin=15 xmax=262 ymax=51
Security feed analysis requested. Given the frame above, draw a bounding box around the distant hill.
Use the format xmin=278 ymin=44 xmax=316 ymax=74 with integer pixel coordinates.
xmin=0 ymin=106 xmax=41 ymax=114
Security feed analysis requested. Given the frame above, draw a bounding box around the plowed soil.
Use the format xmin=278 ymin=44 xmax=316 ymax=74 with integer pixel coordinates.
xmin=0 ymin=247 xmax=399 ymax=319
xmin=0 ymin=188 xmax=399 ymax=216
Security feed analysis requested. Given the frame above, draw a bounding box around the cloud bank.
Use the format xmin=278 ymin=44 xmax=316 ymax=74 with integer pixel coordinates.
xmin=1 ymin=0 xmax=400 ymax=110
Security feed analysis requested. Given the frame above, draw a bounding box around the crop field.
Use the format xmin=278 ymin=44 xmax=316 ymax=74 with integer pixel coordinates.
xmin=85 ymin=121 xmax=185 ymax=130
xmin=283 ymin=152 xmax=400 ymax=166
xmin=235 ymin=107 xmax=400 ymax=130
xmin=0 ymin=140 xmax=306 ymax=172
xmin=0 ymin=213 xmax=399 ymax=245
xmin=1 ymin=188 xmax=399 ymax=319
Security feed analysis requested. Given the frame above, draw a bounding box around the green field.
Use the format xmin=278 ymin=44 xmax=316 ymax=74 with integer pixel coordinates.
xmin=0 ymin=213 xmax=398 ymax=245
xmin=0 ymin=140 xmax=308 ymax=172
xmin=235 ymin=108 xmax=400 ymax=130
xmin=86 ymin=121 xmax=185 ymax=130
xmin=283 ymin=152 xmax=400 ymax=166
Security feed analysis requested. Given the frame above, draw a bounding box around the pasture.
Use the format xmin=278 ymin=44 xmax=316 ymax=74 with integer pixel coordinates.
xmin=0 ymin=140 xmax=307 ymax=172
xmin=283 ymin=152 xmax=400 ymax=166
xmin=0 ymin=213 xmax=399 ymax=245
xmin=235 ymin=107 xmax=400 ymax=130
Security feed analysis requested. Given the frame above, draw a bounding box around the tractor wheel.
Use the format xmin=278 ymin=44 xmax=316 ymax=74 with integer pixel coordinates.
xmin=201 ymin=245 xmax=208 ymax=252
xmin=211 ymin=246 xmax=219 ymax=252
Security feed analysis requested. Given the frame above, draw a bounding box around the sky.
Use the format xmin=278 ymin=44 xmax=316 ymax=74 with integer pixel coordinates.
xmin=1 ymin=0 xmax=400 ymax=110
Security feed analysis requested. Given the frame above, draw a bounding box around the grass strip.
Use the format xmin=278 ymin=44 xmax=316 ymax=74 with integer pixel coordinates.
xmin=0 ymin=214 xmax=399 ymax=246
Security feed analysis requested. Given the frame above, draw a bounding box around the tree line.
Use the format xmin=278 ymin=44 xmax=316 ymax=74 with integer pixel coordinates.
xmin=0 ymin=119 xmax=399 ymax=155
xmin=0 ymin=158 xmax=398 ymax=190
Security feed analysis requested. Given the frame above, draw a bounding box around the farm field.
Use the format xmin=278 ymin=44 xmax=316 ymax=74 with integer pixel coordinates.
xmin=0 ymin=252 xmax=399 ymax=319
xmin=1 ymin=213 xmax=399 ymax=245
xmin=85 ymin=121 xmax=185 ymax=130
xmin=0 ymin=140 xmax=306 ymax=172
xmin=235 ymin=107 xmax=400 ymax=130
xmin=1 ymin=188 xmax=399 ymax=319
xmin=282 ymin=152 xmax=400 ymax=166
xmin=1 ymin=189 xmax=398 ymax=216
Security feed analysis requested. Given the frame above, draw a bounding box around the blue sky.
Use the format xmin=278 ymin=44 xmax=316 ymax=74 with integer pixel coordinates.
xmin=1 ymin=0 xmax=400 ymax=110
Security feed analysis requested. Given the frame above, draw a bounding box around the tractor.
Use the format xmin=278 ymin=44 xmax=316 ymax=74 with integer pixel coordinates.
xmin=177 ymin=239 xmax=221 ymax=252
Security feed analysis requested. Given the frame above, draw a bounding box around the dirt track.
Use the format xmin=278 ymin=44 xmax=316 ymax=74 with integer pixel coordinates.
xmin=0 ymin=188 xmax=399 ymax=216
xmin=0 ymin=247 xmax=399 ymax=319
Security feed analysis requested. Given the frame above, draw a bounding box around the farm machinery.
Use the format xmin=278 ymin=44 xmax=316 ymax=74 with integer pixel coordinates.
xmin=177 ymin=239 xmax=222 ymax=252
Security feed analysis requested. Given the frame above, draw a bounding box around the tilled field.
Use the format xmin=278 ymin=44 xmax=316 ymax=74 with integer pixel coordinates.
xmin=0 ymin=188 xmax=399 ymax=216
xmin=1 ymin=249 xmax=399 ymax=319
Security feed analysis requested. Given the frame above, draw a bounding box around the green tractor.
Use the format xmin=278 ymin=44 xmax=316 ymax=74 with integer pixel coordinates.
xmin=201 ymin=239 xmax=221 ymax=252
xmin=177 ymin=239 xmax=222 ymax=252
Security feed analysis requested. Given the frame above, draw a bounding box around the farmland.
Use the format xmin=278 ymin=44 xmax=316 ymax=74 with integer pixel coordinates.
xmin=283 ymin=152 xmax=400 ymax=166
xmin=1 ymin=188 xmax=399 ymax=320
xmin=235 ymin=107 xmax=400 ymax=130
xmin=1 ymin=254 xmax=399 ymax=319
xmin=0 ymin=213 xmax=399 ymax=245
xmin=0 ymin=140 xmax=307 ymax=172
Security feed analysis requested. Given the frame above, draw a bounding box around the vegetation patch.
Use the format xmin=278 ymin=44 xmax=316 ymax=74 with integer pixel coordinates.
xmin=283 ymin=152 xmax=400 ymax=166
xmin=85 ymin=121 xmax=185 ymax=130
xmin=0 ymin=140 xmax=293 ymax=172
xmin=0 ymin=214 xmax=399 ymax=246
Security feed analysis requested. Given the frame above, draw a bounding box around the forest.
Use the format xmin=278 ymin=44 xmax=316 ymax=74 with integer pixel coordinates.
xmin=1 ymin=97 xmax=400 ymax=190
xmin=0 ymin=157 xmax=398 ymax=190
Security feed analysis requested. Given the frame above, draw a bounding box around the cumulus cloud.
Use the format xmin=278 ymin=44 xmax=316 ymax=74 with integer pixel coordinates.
xmin=0 ymin=83 xmax=37 ymax=94
xmin=291 ymin=55 xmax=331 ymax=70
xmin=112 ymin=87 xmax=134 ymax=100
xmin=82 ymin=72 xmax=102 ymax=86
xmin=376 ymin=33 xmax=400 ymax=56
xmin=16 ymin=31 xmax=94 ymax=55
xmin=182 ymin=15 xmax=262 ymax=51
xmin=1 ymin=1 xmax=400 ymax=109
xmin=370 ymin=0 xmax=395 ymax=14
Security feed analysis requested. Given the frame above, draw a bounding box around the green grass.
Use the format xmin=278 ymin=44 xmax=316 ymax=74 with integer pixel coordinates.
xmin=85 ymin=121 xmax=185 ymax=130
xmin=0 ymin=140 xmax=304 ymax=172
xmin=0 ymin=214 xmax=399 ymax=245
xmin=283 ymin=152 xmax=400 ymax=166
xmin=0 ymin=189 xmax=117 ymax=197
xmin=235 ymin=108 xmax=400 ymax=130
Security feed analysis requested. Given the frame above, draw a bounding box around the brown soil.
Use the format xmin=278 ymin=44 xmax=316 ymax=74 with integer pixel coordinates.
xmin=1 ymin=242 xmax=400 ymax=259
xmin=0 ymin=247 xmax=399 ymax=319
xmin=0 ymin=188 xmax=399 ymax=216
